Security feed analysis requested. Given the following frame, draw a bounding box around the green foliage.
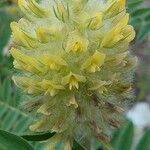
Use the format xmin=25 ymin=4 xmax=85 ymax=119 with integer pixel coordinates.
xmin=111 ymin=121 xmax=150 ymax=150
xmin=0 ymin=78 xmax=45 ymax=150
xmin=0 ymin=11 xmax=12 ymax=51
xmin=1 ymin=121 xmax=150 ymax=150
xmin=0 ymin=4 xmax=18 ymax=80
xmin=0 ymin=0 xmax=14 ymax=7
xmin=0 ymin=55 xmax=13 ymax=80
xmin=111 ymin=122 xmax=134 ymax=150
xmin=0 ymin=129 xmax=34 ymax=150
xmin=0 ymin=78 xmax=32 ymax=134
xmin=22 ymin=132 xmax=56 ymax=142
xmin=136 ymin=64 xmax=150 ymax=100
xmin=127 ymin=0 xmax=150 ymax=40
xmin=72 ymin=140 xmax=85 ymax=150
xmin=136 ymin=130 xmax=150 ymax=150
xmin=22 ymin=132 xmax=85 ymax=150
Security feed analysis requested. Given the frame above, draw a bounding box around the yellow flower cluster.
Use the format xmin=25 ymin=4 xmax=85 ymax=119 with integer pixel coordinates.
xmin=10 ymin=0 xmax=137 ymax=149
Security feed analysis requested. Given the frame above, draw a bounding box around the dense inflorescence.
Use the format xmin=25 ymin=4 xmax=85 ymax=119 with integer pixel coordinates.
xmin=10 ymin=0 xmax=137 ymax=149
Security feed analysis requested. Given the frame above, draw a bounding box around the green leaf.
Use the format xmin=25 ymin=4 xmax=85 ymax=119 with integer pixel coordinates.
xmin=127 ymin=0 xmax=142 ymax=9
xmin=91 ymin=139 xmax=101 ymax=150
xmin=111 ymin=121 xmax=134 ymax=150
xmin=0 ymin=11 xmax=11 ymax=51
xmin=0 ymin=79 xmax=32 ymax=134
xmin=22 ymin=132 xmax=56 ymax=141
xmin=72 ymin=140 xmax=85 ymax=150
xmin=0 ymin=129 xmax=34 ymax=150
xmin=111 ymin=129 xmax=121 ymax=149
xmin=0 ymin=78 xmax=45 ymax=149
xmin=131 ymin=8 xmax=150 ymax=18
xmin=127 ymin=0 xmax=142 ymax=4
xmin=0 ymin=102 xmax=32 ymax=134
xmin=137 ymin=23 xmax=150 ymax=40
xmin=1 ymin=78 xmax=12 ymax=102
xmin=127 ymin=0 xmax=150 ymax=40
xmin=145 ymin=14 xmax=150 ymax=22
xmin=136 ymin=130 xmax=150 ymax=150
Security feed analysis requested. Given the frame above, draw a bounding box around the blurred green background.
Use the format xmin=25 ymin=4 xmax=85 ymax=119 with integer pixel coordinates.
xmin=0 ymin=0 xmax=150 ymax=150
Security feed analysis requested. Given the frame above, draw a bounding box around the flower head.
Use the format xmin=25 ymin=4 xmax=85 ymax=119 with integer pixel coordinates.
xmin=10 ymin=0 xmax=137 ymax=149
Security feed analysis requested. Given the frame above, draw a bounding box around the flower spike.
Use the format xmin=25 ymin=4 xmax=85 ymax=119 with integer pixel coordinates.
xmin=10 ymin=0 xmax=137 ymax=149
